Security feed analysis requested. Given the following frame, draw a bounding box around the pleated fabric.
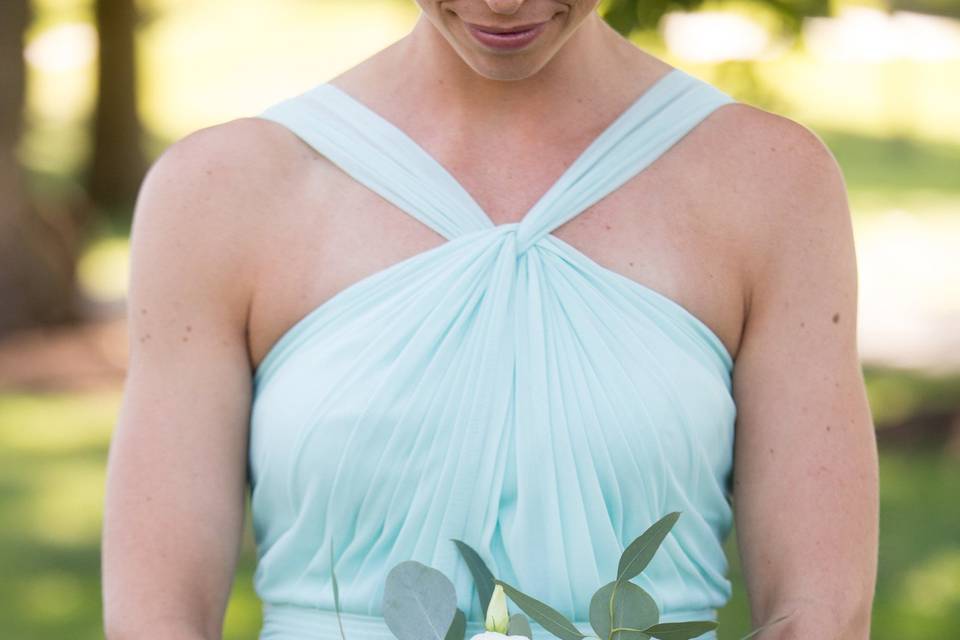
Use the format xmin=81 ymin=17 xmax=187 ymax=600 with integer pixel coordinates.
xmin=248 ymin=67 xmax=739 ymax=640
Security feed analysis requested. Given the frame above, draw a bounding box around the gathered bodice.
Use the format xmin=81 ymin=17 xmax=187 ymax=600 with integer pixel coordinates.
xmin=247 ymin=67 xmax=739 ymax=640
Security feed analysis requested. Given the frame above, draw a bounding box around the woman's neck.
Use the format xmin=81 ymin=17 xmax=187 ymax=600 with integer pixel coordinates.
xmin=385 ymin=12 xmax=649 ymax=130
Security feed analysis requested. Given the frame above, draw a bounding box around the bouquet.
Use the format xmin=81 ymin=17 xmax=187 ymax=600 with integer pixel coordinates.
xmin=329 ymin=512 xmax=791 ymax=640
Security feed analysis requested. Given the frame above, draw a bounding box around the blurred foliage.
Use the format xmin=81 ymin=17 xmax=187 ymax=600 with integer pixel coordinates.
xmin=599 ymin=0 xmax=830 ymax=35
xmin=892 ymin=0 xmax=960 ymax=18
xmin=864 ymin=365 xmax=960 ymax=427
xmin=816 ymin=128 xmax=960 ymax=213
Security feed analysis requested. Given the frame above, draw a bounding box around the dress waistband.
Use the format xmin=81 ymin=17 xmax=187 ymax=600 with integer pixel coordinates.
xmin=259 ymin=602 xmax=718 ymax=640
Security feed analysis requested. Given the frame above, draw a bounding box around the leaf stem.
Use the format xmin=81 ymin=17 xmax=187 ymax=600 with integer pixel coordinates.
xmin=607 ymin=581 xmax=620 ymax=640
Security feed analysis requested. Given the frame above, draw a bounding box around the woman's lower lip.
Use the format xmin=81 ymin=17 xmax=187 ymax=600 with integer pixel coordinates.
xmin=465 ymin=22 xmax=548 ymax=51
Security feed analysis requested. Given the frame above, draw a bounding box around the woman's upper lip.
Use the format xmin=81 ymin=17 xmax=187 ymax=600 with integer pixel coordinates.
xmin=464 ymin=20 xmax=548 ymax=34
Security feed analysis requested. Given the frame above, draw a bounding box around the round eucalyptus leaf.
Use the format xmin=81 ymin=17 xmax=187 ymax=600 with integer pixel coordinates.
xmin=508 ymin=612 xmax=533 ymax=639
xmin=588 ymin=580 xmax=658 ymax=640
xmin=383 ymin=560 xmax=458 ymax=640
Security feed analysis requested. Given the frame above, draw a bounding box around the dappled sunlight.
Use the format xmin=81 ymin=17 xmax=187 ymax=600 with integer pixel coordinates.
xmin=0 ymin=391 xmax=119 ymax=454
xmin=903 ymin=548 xmax=960 ymax=617
xmin=661 ymin=10 xmax=789 ymax=61
xmin=19 ymin=1 xmax=960 ymax=158
xmin=855 ymin=211 xmax=960 ymax=372
xmin=76 ymin=236 xmax=129 ymax=303
xmin=805 ymin=7 xmax=960 ymax=62
xmin=23 ymin=22 xmax=97 ymax=123
xmin=138 ymin=0 xmax=418 ymax=138
xmin=24 ymin=21 xmax=96 ymax=71
xmin=20 ymin=17 xmax=97 ymax=173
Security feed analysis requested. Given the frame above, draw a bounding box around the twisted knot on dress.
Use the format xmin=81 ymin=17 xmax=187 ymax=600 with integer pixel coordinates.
xmin=493 ymin=220 xmax=543 ymax=259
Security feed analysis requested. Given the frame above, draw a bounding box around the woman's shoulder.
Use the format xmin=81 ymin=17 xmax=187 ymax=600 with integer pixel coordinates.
xmin=144 ymin=115 xmax=324 ymax=234
xmin=704 ymin=100 xmax=848 ymax=235
xmin=134 ymin=115 xmax=321 ymax=297
xmin=695 ymin=98 xmax=851 ymax=328
xmin=159 ymin=115 xmax=318 ymax=183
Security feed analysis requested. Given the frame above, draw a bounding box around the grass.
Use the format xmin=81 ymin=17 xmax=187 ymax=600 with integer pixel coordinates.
xmin=1 ymin=383 xmax=958 ymax=639
xmin=817 ymin=129 xmax=960 ymax=214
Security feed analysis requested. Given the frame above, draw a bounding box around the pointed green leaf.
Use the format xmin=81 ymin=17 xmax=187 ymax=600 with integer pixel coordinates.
xmin=589 ymin=580 xmax=658 ymax=640
xmin=382 ymin=560 xmax=458 ymax=640
xmin=445 ymin=608 xmax=467 ymax=640
xmin=330 ymin=542 xmax=347 ymax=640
xmin=451 ymin=538 xmax=496 ymax=620
xmin=617 ymin=513 xmax=681 ymax=583
xmin=508 ymin=612 xmax=533 ymax=639
xmin=738 ymin=611 xmax=794 ymax=640
xmin=495 ymin=579 xmax=587 ymax=640
xmin=643 ymin=620 xmax=717 ymax=639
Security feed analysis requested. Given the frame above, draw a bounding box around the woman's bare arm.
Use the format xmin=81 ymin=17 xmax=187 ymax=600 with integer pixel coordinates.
xmin=730 ymin=114 xmax=879 ymax=638
xmin=102 ymin=123 xmax=267 ymax=639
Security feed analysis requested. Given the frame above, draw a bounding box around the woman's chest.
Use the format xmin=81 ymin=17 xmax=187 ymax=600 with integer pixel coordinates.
xmin=246 ymin=148 xmax=747 ymax=374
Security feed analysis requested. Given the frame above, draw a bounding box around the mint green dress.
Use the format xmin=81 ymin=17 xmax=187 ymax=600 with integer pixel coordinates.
xmin=248 ymin=67 xmax=738 ymax=640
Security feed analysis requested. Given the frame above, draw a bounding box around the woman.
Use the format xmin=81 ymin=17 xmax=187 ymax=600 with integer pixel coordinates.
xmin=101 ymin=1 xmax=879 ymax=639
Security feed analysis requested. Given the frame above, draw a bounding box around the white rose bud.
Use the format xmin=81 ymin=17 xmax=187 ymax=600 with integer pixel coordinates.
xmin=484 ymin=584 xmax=510 ymax=634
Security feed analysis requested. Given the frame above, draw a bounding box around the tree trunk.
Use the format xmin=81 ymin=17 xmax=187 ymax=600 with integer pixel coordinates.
xmin=0 ymin=0 xmax=89 ymax=338
xmin=88 ymin=0 xmax=146 ymax=218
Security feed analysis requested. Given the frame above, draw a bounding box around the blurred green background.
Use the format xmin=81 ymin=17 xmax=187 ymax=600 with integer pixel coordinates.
xmin=1 ymin=0 xmax=959 ymax=638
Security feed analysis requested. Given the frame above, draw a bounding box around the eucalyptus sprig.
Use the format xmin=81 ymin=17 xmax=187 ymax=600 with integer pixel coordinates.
xmin=326 ymin=513 xmax=794 ymax=640
xmin=451 ymin=512 xmax=795 ymax=640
